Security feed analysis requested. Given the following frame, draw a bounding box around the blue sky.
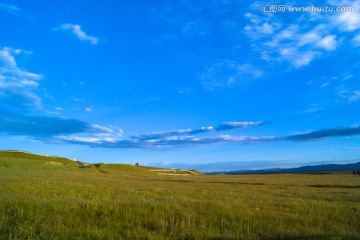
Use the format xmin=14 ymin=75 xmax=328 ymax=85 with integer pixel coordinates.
xmin=1 ymin=0 xmax=360 ymax=171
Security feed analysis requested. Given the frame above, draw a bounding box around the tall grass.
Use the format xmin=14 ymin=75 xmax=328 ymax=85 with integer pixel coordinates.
xmin=0 ymin=151 xmax=359 ymax=239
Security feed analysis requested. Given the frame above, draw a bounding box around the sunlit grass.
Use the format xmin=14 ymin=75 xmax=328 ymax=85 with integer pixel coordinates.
xmin=0 ymin=151 xmax=359 ymax=239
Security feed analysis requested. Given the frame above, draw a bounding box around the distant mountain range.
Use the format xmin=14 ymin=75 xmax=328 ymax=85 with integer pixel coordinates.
xmin=210 ymin=162 xmax=360 ymax=174
xmin=152 ymin=160 xmax=360 ymax=173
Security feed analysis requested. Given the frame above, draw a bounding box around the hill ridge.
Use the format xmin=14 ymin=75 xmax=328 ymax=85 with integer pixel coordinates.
xmin=212 ymin=161 xmax=360 ymax=174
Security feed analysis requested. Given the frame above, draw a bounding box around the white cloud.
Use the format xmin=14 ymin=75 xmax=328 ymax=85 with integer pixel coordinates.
xmin=329 ymin=0 xmax=360 ymax=49
xmin=293 ymin=51 xmax=317 ymax=68
xmin=0 ymin=47 xmax=43 ymax=108
xmin=352 ymin=34 xmax=360 ymax=45
xmin=56 ymin=124 xmax=124 ymax=144
xmin=254 ymin=22 xmax=274 ymax=35
xmin=12 ymin=49 xmax=33 ymax=55
xmin=60 ymin=23 xmax=99 ymax=45
xmin=0 ymin=47 xmax=17 ymax=67
xmin=335 ymin=8 xmax=360 ymax=31
xmin=85 ymin=106 xmax=92 ymax=112
xmin=298 ymin=31 xmax=319 ymax=46
xmin=317 ymin=35 xmax=337 ymax=51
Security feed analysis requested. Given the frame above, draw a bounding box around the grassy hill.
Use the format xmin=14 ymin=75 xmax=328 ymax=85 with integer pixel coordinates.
xmin=1 ymin=150 xmax=360 ymax=239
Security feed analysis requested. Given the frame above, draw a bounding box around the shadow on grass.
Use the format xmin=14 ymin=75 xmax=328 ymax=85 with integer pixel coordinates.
xmin=97 ymin=169 xmax=109 ymax=174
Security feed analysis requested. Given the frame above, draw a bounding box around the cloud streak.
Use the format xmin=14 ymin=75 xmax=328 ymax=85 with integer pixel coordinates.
xmin=0 ymin=3 xmax=21 ymax=15
xmin=287 ymin=126 xmax=360 ymax=141
xmin=63 ymin=134 xmax=280 ymax=149
xmin=59 ymin=23 xmax=99 ymax=45
xmin=56 ymin=124 xmax=360 ymax=149
xmin=133 ymin=135 xmax=277 ymax=148
xmin=130 ymin=121 xmax=267 ymax=140
xmin=0 ymin=106 xmax=124 ymax=144
xmin=0 ymin=108 xmax=88 ymax=137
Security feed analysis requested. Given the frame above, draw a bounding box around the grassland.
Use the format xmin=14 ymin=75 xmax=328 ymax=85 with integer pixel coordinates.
xmin=0 ymin=151 xmax=359 ymax=239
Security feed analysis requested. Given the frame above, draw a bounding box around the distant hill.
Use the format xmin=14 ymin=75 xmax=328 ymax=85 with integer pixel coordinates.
xmin=153 ymin=160 xmax=360 ymax=173
xmin=0 ymin=150 xmax=73 ymax=162
xmin=212 ymin=162 xmax=360 ymax=174
xmin=0 ymin=150 xmax=202 ymax=175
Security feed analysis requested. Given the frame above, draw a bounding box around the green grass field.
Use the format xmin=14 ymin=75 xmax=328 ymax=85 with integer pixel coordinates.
xmin=0 ymin=151 xmax=359 ymax=239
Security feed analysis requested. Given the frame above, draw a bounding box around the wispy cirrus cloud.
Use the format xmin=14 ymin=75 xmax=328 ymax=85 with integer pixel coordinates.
xmin=58 ymin=23 xmax=99 ymax=45
xmin=244 ymin=0 xmax=360 ymax=68
xmin=106 ymin=135 xmax=279 ymax=149
xmin=244 ymin=14 xmax=338 ymax=68
xmin=59 ymin=123 xmax=278 ymax=149
xmin=339 ymin=90 xmax=360 ymax=102
xmin=130 ymin=121 xmax=267 ymax=140
xmin=57 ymin=123 xmax=360 ymax=149
xmin=0 ymin=3 xmax=21 ymax=16
xmin=201 ymin=61 xmax=264 ymax=91
xmin=217 ymin=121 xmax=267 ymax=130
